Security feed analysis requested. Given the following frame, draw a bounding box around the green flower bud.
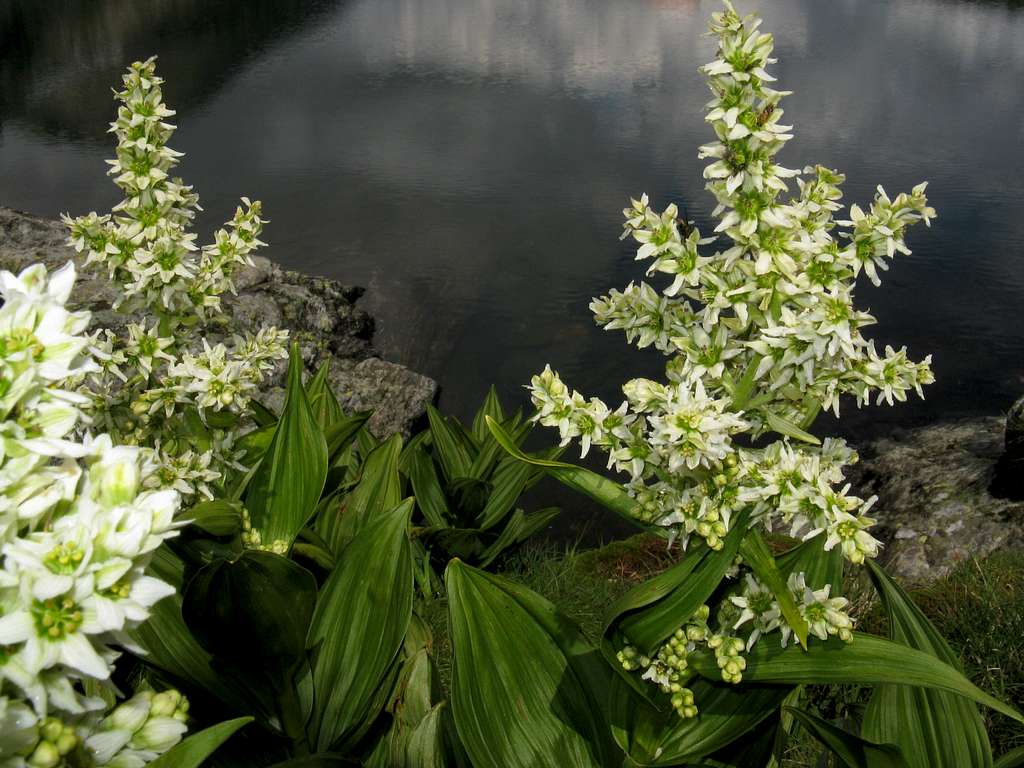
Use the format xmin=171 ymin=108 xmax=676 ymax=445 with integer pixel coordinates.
xmin=28 ymin=741 xmax=60 ymax=768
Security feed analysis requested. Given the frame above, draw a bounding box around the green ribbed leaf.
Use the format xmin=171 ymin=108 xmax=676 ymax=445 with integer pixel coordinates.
xmin=148 ymin=717 xmax=253 ymax=768
xmin=486 ymin=416 xmax=650 ymax=532
xmin=246 ymin=344 xmax=328 ymax=548
xmin=406 ymin=445 xmax=451 ymax=528
xmin=446 ymin=561 xmax=620 ymax=768
xmin=307 ymin=499 xmax=414 ymax=752
xmin=861 ymin=560 xmax=993 ymax=768
xmin=324 ymin=412 xmax=371 ymax=461
xmin=775 ymin=533 xmax=843 ymax=591
xmin=477 ymin=506 xmax=559 ymax=568
xmin=764 ymin=411 xmax=821 ymax=445
xmin=786 ymin=707 xmax=907 ymax=768
xmin=130 ymin=547 xmax=226 ymax=701
xmin=607 ymin=672 xmax=792 ymax=766
xmin=598 ymin=520 xmax=753 ymax=708
xmin=268 ymin=757 xmax=357 ymax=767
xmin=995 ymin=746 xmax=1024 ymax=768
xmin=689 ymin=634 xmax=1024 ymax=725
xmin=318 ymin=434 xmax=403 ymax=554
xmin=427 ymin=405 xmax=472 ymax=483
xmin=475 ymin=456 xmax=532 ymax=530
xmin=472 ymin=385 xmax=505 ymax=443
xmin=405 ymin=705 xmax=449 ymax=768
xmin=615 ymin=517 xmax=747 ymax=655
xmin=186 ymin=499 xmax=242 ymax=537
xmin=306 ymin=359 xmax=345 ymax=429
xmin=181 ymin=551 xmax=317 ymax=740
xmin=249 ymin=398 xmax=279 ymax=427
xmin=740 ymin=531 xmax=809 ymax=649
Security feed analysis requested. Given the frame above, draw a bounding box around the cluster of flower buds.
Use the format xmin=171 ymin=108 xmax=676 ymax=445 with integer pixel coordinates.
xmin=616 ymin=567 xmax=855 ymax=720
xmin=63 ymin=57 xmax=288 ymax=499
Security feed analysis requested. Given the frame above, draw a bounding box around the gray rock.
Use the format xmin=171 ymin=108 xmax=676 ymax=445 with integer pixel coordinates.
xmin=328 ymin=358 xmax=436 ymax=438
xmin=0 ymin=206 xmax=438 ymax=438
xmin=992 ymin=395 xmax=1024 ymax=500
xmin=848 ymin=417 xmax=1024 ymax=585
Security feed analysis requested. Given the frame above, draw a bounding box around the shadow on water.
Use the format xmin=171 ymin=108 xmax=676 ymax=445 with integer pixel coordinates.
xmin=0 ymin=0 xmax=343 ymax=141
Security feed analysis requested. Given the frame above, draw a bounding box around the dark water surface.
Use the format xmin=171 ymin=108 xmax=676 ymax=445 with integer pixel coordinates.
xmin=2 ymin=0 xmax=1023 ymax=478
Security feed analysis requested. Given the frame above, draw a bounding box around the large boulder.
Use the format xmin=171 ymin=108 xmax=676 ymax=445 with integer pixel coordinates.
xmin=992 ymin=395 xmax=1024 ymax=500
xmin=848 ymin=416 xmax=1024 ymax=585
xmin=0 ymin=206 xmax=437 ymax=437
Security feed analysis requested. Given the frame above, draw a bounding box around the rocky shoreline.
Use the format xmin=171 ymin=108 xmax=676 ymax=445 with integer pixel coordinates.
xmin=848 ymin=414 xmax=1024 ymax=584
xmin=0 ymin=206 xmax=438 ymax=438
xmin=3 ymin=207 xmax=1023 ymax=584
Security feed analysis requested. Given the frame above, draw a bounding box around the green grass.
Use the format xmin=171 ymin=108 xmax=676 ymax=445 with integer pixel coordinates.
xmin=897 ymin=552 xmax=1024 ymax=758
xmin=418 ymin=539 xmax=1024 ymax=765
xmin=418 ymin=533 xmax=674 ymax=690
xmin=784 ymin=551 xmax=1024 ymax=766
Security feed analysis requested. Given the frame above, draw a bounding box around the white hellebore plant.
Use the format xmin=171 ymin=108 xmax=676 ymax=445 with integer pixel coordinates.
xmin=0 ymin=262 xmax=187 ymax=767
xmin=64 ymin=57 xmax=288 ymax=501
xmin=530 ymin=1 xmax=935 ymax=717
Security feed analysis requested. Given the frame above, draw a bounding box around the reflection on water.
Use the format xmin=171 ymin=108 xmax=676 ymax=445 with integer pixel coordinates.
xmin=2 ymin=0 xmax=1023 ymax=447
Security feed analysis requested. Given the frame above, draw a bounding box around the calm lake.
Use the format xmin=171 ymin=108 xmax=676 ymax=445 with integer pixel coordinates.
xmin=2 ymin=0 xmax=1023 ymax=449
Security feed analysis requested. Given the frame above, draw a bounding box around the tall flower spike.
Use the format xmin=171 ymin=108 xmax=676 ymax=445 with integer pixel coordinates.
xmin=530 ymin=2 xmax=934 ymax=717
xmin=530 ymin=0 xmax=934 ymax=556
xmin=63 ymin=57 xmax=288 ymax=500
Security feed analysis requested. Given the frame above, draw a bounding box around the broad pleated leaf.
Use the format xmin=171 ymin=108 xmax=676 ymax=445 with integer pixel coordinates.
xmin=861 ymin=560 xmax=993 ymax=768
xmin=246 ymin=344 xmax=328 ymax=548
xmin=475 ymin=455 xmax=533 ymax=530
xmin=148 ymin=717 xmax=253 ymax=768
xmin=318 ymin=434 xmax=403 ymax=554
xmin=763 ymin=411 xmax=821 ymax=445
xmin=446 ymin=561 xmax=620 ymax=768
xmin=186 ymin=499 xmax=242 ymax=537
xmin=182 ymin=551 xmax=317 ymax=671
xmin=471 ymin=385 xmax=505 ymax=443
xmin=427 ymin=405 xmax=472 ymax=483
xmin=477 ymin=506 xmax=559 ymax=568
xmin=130 ymin=547 xmax=227 ymax=700
xmin=356 ymin=424 xmax=380 ymax=456
xmin=307 ymin=499 xmax=414 ymax=752
xmin=268 ymin=757 xmax=358 ymax=767
xmin=366 ymin=647 xmax=450 ymax=768
xmin=708 ymin=706 xmax=786 ymax=768
xmin=324 ymin=412 xmax=372 ymax=461
xmin=995 ymin=746 xmax=1024 ymax=768
xmin=406 ymin=445 xmax=451 ymax=528
xmin=236 ymin=422 xmax=276 ymax=465
xmin=486 ymin=416 xmax=653 ymax=532
xmin=614 ymin=516 xmax=747 ymax=656
xmin=776 ymin=533 xmax=843 ymax=592
xmin=607 ymin=672 xmax=792 ymax=766
xmin=739 ymin=531 xmax=809 ymax=648
xmin=468 ymin=414 xmax=530 ymax=482
xmin=306 ymin=359 xmax=345 ymax=429
xmin=181 ymin=551 xmax=318 ymax=739
xmin=249 ymin=398 xmax=279 ymax=427
xmin=786 ymin=707 xmax=907 ymax=768
xmin=688 ymin=634 xmax=1024 ymax=724
xmin=404 ymin=705 xmax=449 ymax=768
